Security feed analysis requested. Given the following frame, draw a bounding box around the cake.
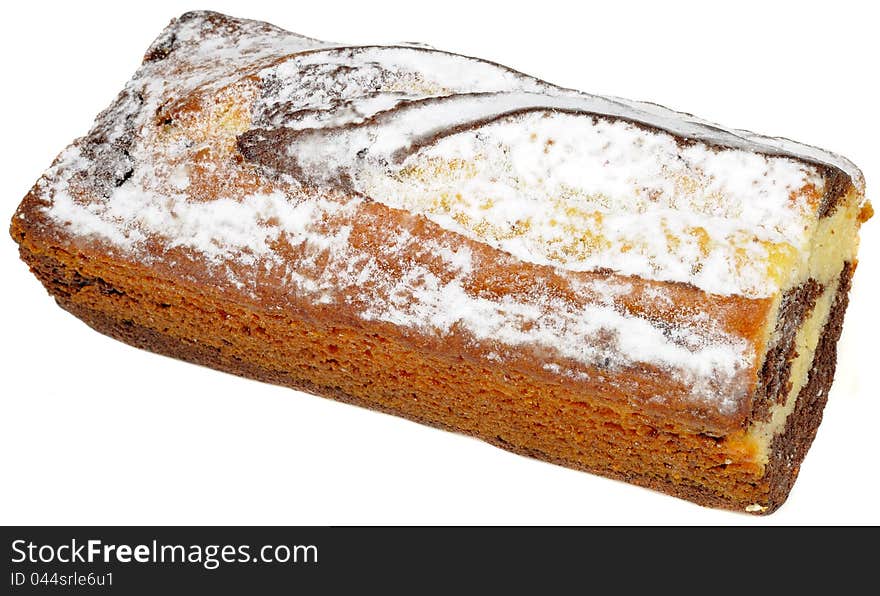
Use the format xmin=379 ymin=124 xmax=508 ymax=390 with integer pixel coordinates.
xmin=10 ymin=11 xmax=871 ymax=513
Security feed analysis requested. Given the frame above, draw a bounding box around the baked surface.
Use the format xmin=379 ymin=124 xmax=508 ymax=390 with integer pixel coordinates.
xmin=11 ymin=11 xmax=871 ymax=512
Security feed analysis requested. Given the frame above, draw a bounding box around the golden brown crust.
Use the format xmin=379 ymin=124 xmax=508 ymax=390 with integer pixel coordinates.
xmin=11 ymin=190 xmax=772 ymax=434
xmin=15 ymin=235 xmax=852 ymax=512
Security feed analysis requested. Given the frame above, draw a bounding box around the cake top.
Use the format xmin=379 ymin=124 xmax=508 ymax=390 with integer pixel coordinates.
xmin=25 ymin=11 xmax=866 ymax=424
xmin=43 ymin=11 xmax=862 ymax=298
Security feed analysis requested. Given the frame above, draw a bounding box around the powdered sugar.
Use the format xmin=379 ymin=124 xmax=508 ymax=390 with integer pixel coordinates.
xmin=28 ymin=11 xmax=863 ymax=415
xmin=361 ymin=266 xmax=750 ymax=414
xmin=276 ymin=98 xmax=826 ymax=298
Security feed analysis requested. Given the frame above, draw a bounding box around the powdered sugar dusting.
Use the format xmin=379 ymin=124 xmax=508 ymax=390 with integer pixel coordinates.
xmin=27 ymin=11 xmax=863 ymax=417
xmin=350 ymin=111 xmax=824 ymax=297
xmin=359 ymin=266 xmax=749 ymax=414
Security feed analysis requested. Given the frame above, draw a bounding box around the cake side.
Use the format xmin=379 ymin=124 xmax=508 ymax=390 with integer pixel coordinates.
xmin=12 ymin=233 xmax=855 ymax=512
xmin=11 ymin=181 xmax=773 ymax=434
xmin=9 ymin=11 xmax=871 ymax=512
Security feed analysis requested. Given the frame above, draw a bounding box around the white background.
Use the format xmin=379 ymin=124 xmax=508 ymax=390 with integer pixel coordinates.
xmin=1 ymin=0 xmax=877 ymax=525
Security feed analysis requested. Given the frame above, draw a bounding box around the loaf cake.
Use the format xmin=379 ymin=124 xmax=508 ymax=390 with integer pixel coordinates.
xmin=11 ymin=11 xmax=871 ymax=513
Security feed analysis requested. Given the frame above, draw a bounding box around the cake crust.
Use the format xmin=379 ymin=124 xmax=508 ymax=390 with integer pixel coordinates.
xmin=14 ymin=239 xmax=854 ymax=512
